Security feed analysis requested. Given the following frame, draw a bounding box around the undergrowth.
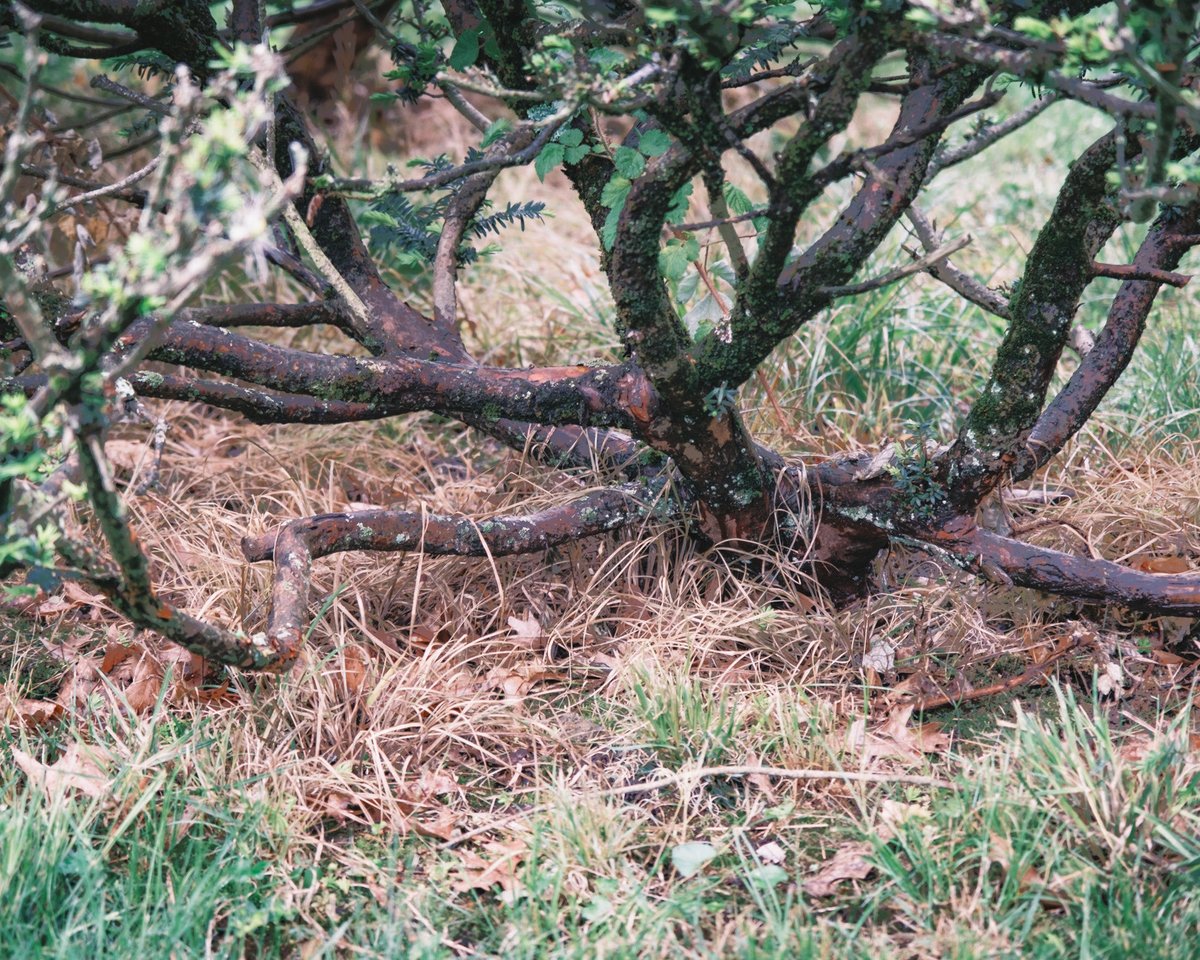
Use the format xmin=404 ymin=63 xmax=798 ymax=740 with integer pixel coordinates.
xmin=2 ymin=73 xmax=1199 ymax=960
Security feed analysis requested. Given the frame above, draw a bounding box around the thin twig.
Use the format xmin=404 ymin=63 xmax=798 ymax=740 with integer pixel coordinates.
xmin=913 ymin=635 xmax=1083 ymax=711
xmin=1091 ymin=260 xmax=1191 ymax=287
xmin=57 ymin=154 xmax=161 ymax=209
xmin=821 ymin=235 xmax=972 ymax=298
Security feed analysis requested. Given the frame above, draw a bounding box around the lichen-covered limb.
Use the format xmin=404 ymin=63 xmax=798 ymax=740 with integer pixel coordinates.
xmin=927 ymin=526 xmax=1200 ymax=617
xmin=1011 ymin=202 xmax=1200 ymax=481
xmin=128 ymin=318 xmax=647 ymax=431
xmin=241 ymin=480 xmax=670 ymax=656
xmin=127 ymin=371 xmax=386 ymax=424
xmin=717 ymin=32 xmax=891 ymax=385
xmin=72 ymin=416 xmax=295 ymax=669
xmin=177 ymin=300 xmax=356 ymax=333
xmin=19 ymin=0 xmax=220 ymax=73
xmin=270 ymin=97 xmax=470 ymax=363
xmin=688 ymin=61 xmax=985 ymax=395
xmin=938 ymin=129 xmax=1125 ymax=511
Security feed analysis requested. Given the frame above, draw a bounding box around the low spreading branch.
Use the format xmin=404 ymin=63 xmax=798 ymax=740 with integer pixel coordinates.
xmin=241 ymin=481 xmax=670 ymax=658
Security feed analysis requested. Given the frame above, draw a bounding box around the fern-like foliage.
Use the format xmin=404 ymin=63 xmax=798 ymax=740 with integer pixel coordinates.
xmin=104 ymin=51 xmax=177 ymax=80
xmin=364 ymin=155 xmax=546 ymax=275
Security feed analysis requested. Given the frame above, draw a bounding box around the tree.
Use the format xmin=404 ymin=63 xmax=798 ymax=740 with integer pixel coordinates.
xmin=2 ymin=0 xmax=1199 ymax=670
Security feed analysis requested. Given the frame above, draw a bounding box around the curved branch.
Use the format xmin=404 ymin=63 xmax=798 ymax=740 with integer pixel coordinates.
xmin=939 ymin=128 xmax=1127 ymax=509
xmin=127 ymin=371 xmax=386 ymax=424
xmin=241 ymin=480 xmax=670 ymax=655
xmin=1012 ymin=202 xmax=1200 ymax=480
xmin=925 ymin=527 xmax=1200 ymax=617
xmin=72 ymin=419 xmax=294 ymax=668
xmin=131 ymin=318 xmax=647 ymax=431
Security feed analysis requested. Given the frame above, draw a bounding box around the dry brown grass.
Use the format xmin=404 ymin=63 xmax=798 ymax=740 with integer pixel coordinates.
xmin=6 ymin=87 xmax=1200 ymax=957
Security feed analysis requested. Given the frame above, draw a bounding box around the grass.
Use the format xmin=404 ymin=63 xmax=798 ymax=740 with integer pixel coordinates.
xmin=3 ymin=59 xmax=1200 ymax=960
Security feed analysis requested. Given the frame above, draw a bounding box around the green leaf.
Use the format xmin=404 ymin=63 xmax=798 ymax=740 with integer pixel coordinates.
xmin=1013 ymin=16 xmax=1058 ymax=41
xmin=535 ymin=143 xmax=566 ymax=181
xmin=665 ymin=182 xmax=693 ymax=224
xmin=589 ymin=48 xmax=625 ymax=74
xmin=601 ymin=202 xmax=622 ymax=251
xmin=709 ymin=260 xmax=736 ymax=285
xmin=448 ymin=28 xmax=481 ymax=71
xmin=369 ymin=92 xmax=399 ymax=103
xmin=600 ymin=175 xmax=631 ymax=208
xmin=564 ymin=145 xmax=590 ymax=165
xmin=676 ymin=269 xmax=700 ymax=304
xmin=637 ymin=128 xmax=671 ymax=157
xmin=671 ymin=842 xmax=718 ymax=878
xmin=481 ymin=118 xmax=513 ymax=148
xmin=682 ymin=292 xmax=726 ymax=337
xmin=722 ymin=182 xmax=754 ymax=215
xmin=557 ymin=127 xmax=584 ymax=148
xmin=613 ymin=146 xmax=646 ymax=179
xmin=744 ymin=864 xmax=789 ymax=888
xmin=658 ymin=236 xmax=699 ymax=281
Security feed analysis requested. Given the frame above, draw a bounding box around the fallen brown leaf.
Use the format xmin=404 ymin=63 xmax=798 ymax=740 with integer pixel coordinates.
xmin=452 ymin=838 xmax=529 ymax=897
xmin=406 ymin=623 xmax=451 ymax=652
xmin=13 ymin=742 xmax=113 ymax=801
xmin=100 ymin=641 xmax=139 ymax=675
xmin=507 ymin=612 xmax=544 ymax=650
xmin=849 ymin=705 xmax=951 ymax=766
xmin=1131 ymin=555 xmax=1192 ymax=574
xmin=484 ymin=663 xmax=567 ymax=703
xmin=340 ymin=643 xmax=369 ymax=697
xmin=124 ymin=653 xmax=165 ymax=713
xmin=7 ymin=699 xmax=64 ymax=730
xmin=803 ymin=841 xmax=874 ymax=897
xmin=311 ymin=790 xmax=388 ymax=826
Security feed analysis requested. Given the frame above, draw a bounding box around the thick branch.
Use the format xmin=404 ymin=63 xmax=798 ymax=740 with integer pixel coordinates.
xmin=931 ymin=527 xmax=1200 ymax=617
xmin=939 ymin=128 xmax=1127 ymax=509
xmin=128 ymin=318 xmax=646 ymax=431
xmin=1012 ymin=202 xmax=1200 ymax=480
xmin=688 ymin=61 xmax=986 ymax=395
xmin=241 ymin=480 xmax=668 ymax=654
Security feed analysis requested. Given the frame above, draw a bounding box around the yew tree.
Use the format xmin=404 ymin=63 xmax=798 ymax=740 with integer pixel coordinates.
xmin=3 ymin=0 xmax=1200 ymax=668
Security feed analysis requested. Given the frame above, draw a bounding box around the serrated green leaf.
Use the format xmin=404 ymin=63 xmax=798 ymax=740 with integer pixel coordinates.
xmin=601 ymin=202 xmax=622 ymax=251
xmin=600 ymin=175 xmax=631 ymax=208
xmin=659 ymin=237 xmax=698 ymax=281
xmin=535 ymin=143 xmax=565 ymax=181
xmin=665 ymin=182 xmax=693 ymax=224
xmin=613 ymin=146 xmax=646 ymax=179
xmin=722 ymin=182 xmax=754 ymax=215
xmin=637 ymin=128 xmax=671 ymax=157
xmin=448 ymin=28 xmax=481 ymax=71
xmin=481 ymin=118 xmax=513 ymax=148
xmin=676 ymin=269 xmax=700 ymax=304
xmin=671 ymin=842 xmax=718 ymax=878
xmin=564 ymin=145 xmax=590 ymax=164
xmin=709 ymin=260 xmax=736 ymax=285
xmin=557 ymin=127 xmax=584 ymax=148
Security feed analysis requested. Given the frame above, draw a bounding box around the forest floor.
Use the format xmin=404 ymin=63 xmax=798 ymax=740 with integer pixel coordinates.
xmin=3 ymin=71 xmax=1200 ymax=959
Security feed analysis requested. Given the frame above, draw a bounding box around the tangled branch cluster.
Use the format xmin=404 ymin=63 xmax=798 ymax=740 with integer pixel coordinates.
xmin=3 ymin=0 xmax=1200 ymax=669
